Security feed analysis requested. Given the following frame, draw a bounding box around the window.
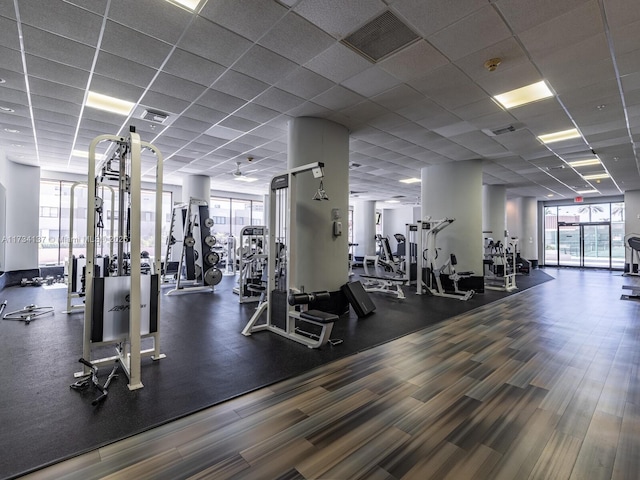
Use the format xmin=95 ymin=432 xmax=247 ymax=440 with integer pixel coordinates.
xmin=40 ymin=206 xmax=58 ymax=217
xmin=39 ymin=179 xmax=172 ymax=266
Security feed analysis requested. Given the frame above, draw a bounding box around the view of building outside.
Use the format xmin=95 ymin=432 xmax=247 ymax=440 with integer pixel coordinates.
xmin=543 ymin=202 xmax=624 ymax=268
xmin=38 ymin=180 xmax=172 ymax=266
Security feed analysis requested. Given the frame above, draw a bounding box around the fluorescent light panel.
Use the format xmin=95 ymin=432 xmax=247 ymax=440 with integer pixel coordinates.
xmin=576 ymin=189 xmax=598 ymax=194
xmin=493 ymin=81 xmax=553 ymax=109
xmin=399 ymin=178 xmax=421 ymax=184
xmin=235 ymin=176 xmax=258 ymax=183
xmin=538 ymin=128 xmax=581 ymax=144
xmin=582 ymin=173 xmax=610 ymax=180
xmin=72 ymin=149 xmax=104 ymax=161
xmin=168 ymin=0 xmax=200 ymax=10
xmin=86 ymin=91 xmax=135 ymax=116
xmin=385 ymin=200 xmax=400 ymax=204
xmin=568 ymin=158 xmax=601 ymax=167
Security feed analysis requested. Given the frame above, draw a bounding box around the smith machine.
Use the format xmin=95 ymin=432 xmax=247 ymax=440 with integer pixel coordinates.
xmin=242 ymin=163 xmax=340 ymax=349
xmin=74 ymin=127 xmax=165 ymax=391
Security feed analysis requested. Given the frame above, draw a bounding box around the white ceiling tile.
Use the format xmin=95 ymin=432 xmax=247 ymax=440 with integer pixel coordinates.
xmin=151 ymin=73 xmax=207 ymax=103
xmin=259 ymin=12 xmax=335 ymax=64
xmin=141 ymin=90 xmax=191 ymax=115
xmin=428 ymin=5 xmax=512 ymax=61
xmin=108 ymin=0 xmax=193 ymax=44
xmin=199 ymin=0 xmax=288 ymax=42
xmin=232 ymin=45 xmax=299 ymax=85
xmin=294 ymin=0 xmax=387 ymax=38
xmin=518 ymin=0 xmax=603 ymax=61
xmin=162 ymin=49 xmax=226 ymax=87
xmin=26 ymin=55 xmax=90 ymax=90
xmin=495 ymin=0 xmax=592 ymax=34
xmin=94 ymin=51 xmax=158 ymax=88
xmin=390 ymin=0 xmax=487 ymax=37
xmin=378 ymin=40 xmax=449 ymax=82
xmin=18 ymin=0 xmax=103 ymax=46
xmin=253 ymin=87 xmax=305 ymax=112
xmin=214 ymin=70 xmax=270 ymax=102
xmin=0 ymin=45 xmax=23 ymax=73
xmin=304 ymin=43 xmax=371 ymax=83
xmin=178 ymin=16 xmax=252 ymax=67
xmin=22 ymin=25 xmax=95 ymax=70
xmin=409 ymin=64 xmax=486 ymax=110
xmin=371 ymin=84 xmax=425 ymax=110
xmin=311 ymin=85 xmax=365 ymax=110
xmin=341 ymin=66 xmax=402 ymax=97
xmin=90 ymin=74 xmax=145 ymax=103
xmin=100 ymin=21 xmax=173 ymax=69
xmin=275 ymin=67 xmax=335 ymax=100
xmin=0 ymin=13 xmax=20 ymax=50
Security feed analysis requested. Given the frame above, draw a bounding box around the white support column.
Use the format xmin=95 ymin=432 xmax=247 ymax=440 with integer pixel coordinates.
xmin=507 ymin=196 xmax=539 ymax=267
xmin=483 ymin=185 xmax=507 ymax=240
xmin=353 ymin=200 xmax=376 ymax=258
xmin=183 ymin=174 xmax=210 ymax=203
xmin=421 ymin=160 xmax=484 ymax=275
xmin=287 ymin=117 xmax=349 ymax=292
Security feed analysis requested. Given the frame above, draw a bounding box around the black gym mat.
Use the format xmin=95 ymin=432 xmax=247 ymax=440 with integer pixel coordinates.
xmin=0 ymin=269 xmax=553 ymax=479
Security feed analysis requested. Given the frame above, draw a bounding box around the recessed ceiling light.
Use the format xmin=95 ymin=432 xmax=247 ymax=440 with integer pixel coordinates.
xmin=0 ymin=78 xmax=5 ymax=84
xmin=385 ymin=200 xmax=400 ymax=204
xmin=10 ymin=143 xmax=22 ymax=147
xmin=493 ymin=81 xmax=553 ymax=109
xmin=167 ymin=0 xmax=200 ymax=10
xmin=576 ymin=189 xmax=599 ymax=194
xmin=582 ymin=173 xmax=610 ymax=180
xmin=0 ymin=106 xmax=15 ymax=112
xmin=568 ymin=158 xmax=601 ymax=167
xmin=546 ymin=194 xmax=554 ymax=197
xmin=85 ymin=91 xmax=135 ymax=116
xmin=4 ymin=128 xmax=20 ymax=133
xmin=399 ymin=178 xmax=421 ymax=184
xmin=234 ymin=176 xmax=258 ymax=183
xmin=538 ymin=128 xmax=581 ymax=144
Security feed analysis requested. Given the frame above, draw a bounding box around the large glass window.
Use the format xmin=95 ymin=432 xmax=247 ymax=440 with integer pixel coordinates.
xmin=209 ymin=196 xmax=264 ymax=242
xmin=542 ymin=201 xmax=625 ymax=269
xmin=39 ymin=179 xmax=172 ymax=266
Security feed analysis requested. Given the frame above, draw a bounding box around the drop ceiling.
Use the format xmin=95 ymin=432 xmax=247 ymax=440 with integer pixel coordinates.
xmin=0 ymin=0 xmax=638 ymax=203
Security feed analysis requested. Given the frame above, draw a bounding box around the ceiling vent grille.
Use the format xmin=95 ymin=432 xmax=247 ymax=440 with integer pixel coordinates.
xmin=483 ymin=122 xmax=524 ymax=137
xmin=342 ymin=11 xmax=419 ymax=63
xmin=141 ymin=109 xmax=169 ymax=124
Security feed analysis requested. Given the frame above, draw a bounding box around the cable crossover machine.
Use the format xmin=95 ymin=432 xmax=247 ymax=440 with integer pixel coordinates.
xmin=74 ymin=127 xmax=165 ymax=391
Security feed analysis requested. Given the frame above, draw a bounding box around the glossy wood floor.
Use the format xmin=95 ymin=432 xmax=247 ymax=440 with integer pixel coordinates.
xmin=19 ymin=269 xmax=640 ymax=480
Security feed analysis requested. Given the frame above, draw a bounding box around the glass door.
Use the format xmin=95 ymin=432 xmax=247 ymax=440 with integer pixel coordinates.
xmin=557 ymin=222 xmax=611 ymax=268
xmin=583 ymin=223 xmax=610 ymax=268
xmin=559 ymin=223 xmax=581 ymax=266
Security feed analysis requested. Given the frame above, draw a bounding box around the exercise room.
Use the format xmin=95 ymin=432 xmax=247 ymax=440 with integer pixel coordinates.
xmin=1 ymin=1 xmax=639 ymax=479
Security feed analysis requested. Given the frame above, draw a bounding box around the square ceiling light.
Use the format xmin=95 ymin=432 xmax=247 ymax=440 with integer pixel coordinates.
xmin=576 ymin=189 xmax=599 ymax=194
xmin=399 ymin=178 xmax=421 ymax=184
xmin=86 ymin=91 xmax=135 ymax=116
xmin=493 ymin=81 xmax=553 ymax=109
xmin=72 ymin=149 xmax=104 ymax=161
xmin=538 ymin=128 xmax=581 ymax=144
xmin=568 ymin=158 xmax=601 ymax=167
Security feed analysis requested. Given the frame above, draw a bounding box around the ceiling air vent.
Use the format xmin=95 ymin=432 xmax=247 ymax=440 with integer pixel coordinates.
xmin=483 ymin=122 xmax=524 ymax=137
xmin=141 ymin=109 xmax=169 ymax=124
xmin=342 ymin=11 xmax=419 ymax=63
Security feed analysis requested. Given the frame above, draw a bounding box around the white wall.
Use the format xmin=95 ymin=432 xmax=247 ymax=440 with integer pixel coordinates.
xmin=625 ymin=190 xmax=640 ymax=235
xmin=5 ymin=160 xmax=40 ymax=270
xmin=0 ymin=150 xmax=6 ymax=271
xmin=381 ymin=206 xmax=415 ymax=253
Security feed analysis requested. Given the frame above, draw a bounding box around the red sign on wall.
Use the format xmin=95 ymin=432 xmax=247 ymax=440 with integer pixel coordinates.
xmin=574 ymin=196 xmax=584 ymax=203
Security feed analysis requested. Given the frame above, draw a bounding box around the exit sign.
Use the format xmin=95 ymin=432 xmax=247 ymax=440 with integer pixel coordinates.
xmin=574 ymin=196 xmax=584 ymax=203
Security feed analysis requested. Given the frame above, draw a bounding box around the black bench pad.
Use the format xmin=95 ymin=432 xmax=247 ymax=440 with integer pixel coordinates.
xmin=300 ymin=310 xmax=339 ymax=324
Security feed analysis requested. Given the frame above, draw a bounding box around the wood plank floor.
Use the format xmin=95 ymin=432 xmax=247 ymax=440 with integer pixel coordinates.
xmin=18 ymin=268 xmax=640 ymax=480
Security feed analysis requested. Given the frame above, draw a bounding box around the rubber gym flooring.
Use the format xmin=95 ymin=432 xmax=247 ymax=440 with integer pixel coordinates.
xmin=0 ymin=269 xmax=553 ymax=479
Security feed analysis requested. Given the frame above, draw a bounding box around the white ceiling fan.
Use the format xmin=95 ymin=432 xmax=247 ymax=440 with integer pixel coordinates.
xmin=229 ymin=158 xmax=258 ymax=181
